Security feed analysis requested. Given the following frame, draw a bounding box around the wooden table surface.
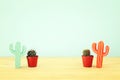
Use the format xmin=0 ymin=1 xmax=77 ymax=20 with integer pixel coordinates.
xmin=0 ymin=57 xmax=120 ymax=80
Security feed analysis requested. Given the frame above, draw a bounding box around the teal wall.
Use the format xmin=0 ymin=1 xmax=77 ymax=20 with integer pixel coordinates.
xmin=0 ymin=0 xmax=120 ymax=57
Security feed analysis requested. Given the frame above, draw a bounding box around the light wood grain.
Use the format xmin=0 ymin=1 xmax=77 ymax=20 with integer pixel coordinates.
xmin=0 ymin=57 xmax=120 ymax=80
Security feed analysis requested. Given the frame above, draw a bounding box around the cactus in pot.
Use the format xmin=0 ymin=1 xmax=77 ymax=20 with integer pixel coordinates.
xmin=27 ymin=50 xmax=38 ymax=67
xmin=82 ymin=49 xmax=94 ymax=67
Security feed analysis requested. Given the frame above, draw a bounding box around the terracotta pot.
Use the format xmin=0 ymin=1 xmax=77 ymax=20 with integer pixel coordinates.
xmin=27 ymin=56 xmax=38 ymax=67
xmin=82 ymin=55 xmax=93 ymax=67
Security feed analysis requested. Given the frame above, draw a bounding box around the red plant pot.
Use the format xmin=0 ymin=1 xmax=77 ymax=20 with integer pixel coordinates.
xmin=27 ymin=56 xmax=38 ymax=67
xmin=82 ymin=55 xmax=93 ymax=67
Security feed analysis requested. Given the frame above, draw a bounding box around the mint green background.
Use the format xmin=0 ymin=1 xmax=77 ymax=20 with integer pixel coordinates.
xmin=0 ymin=0 xmax=120 ymax=57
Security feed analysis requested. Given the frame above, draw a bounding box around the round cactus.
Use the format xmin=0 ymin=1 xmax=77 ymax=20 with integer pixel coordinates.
xmin=27 ymin=50 xmax=36 ymax=57
xmin=83 ymin=49 xmax=90 ymax=56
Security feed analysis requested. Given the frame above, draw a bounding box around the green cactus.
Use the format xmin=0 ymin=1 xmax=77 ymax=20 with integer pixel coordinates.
xmin=9 ymin=42 xmax=26 ymax=68
xmin=27 ymin=50 xmax=36 ymax=57
xmin=83 ymin=49 xmax=90 ymax=56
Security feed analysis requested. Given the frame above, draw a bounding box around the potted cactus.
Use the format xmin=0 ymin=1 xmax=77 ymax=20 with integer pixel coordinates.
xmin=27 ymin=50 xmax=38 ymax=67
xmin=82 ymin=49 xmax=94 ymax=67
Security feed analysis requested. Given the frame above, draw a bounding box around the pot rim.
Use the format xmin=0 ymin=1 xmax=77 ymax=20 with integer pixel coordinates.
xmin=27 ymin=55 xmax=38 ymax=58
xmin=82 ymin=55 xmax=94 ymax=57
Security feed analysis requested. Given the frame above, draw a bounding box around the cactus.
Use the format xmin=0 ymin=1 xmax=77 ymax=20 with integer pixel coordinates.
xmin=27 ymin=50 xmax=36 ymax=57
xmin=92 ymin=41 xmax=110 ymax=68
xmin=9 ymin=42 xmax=26 ymax=68
xmin=83 ymin=49 xmax=90 ymax=56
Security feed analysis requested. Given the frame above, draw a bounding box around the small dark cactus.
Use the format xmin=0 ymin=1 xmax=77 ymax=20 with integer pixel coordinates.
xmin=83 ymin=49 xmax=90 ymax=56
xmin=27 ymin=50 xmax=36 ymax=57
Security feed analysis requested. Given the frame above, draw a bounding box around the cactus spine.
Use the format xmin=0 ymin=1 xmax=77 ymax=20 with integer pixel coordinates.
xmin=9 ymin=42 xmax=26 ymax=68
xmin=92 ymin=41 xmax=110 ymax=68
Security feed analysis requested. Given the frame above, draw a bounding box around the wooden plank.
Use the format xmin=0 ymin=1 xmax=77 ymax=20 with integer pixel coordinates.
xmin=0 ymin=57 xmax=120 ymax=80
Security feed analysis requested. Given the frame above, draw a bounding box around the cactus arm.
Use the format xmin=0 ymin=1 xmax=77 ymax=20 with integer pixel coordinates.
xmin=103 ymin=45 xmax=110 ymax=56
xmin=21 ymin=46 xmax=26 ymax=56
xmin=9 ymin=44 xmax=16 ymax=55
xmin=92 ymin=43 xmax=98 ymax=54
